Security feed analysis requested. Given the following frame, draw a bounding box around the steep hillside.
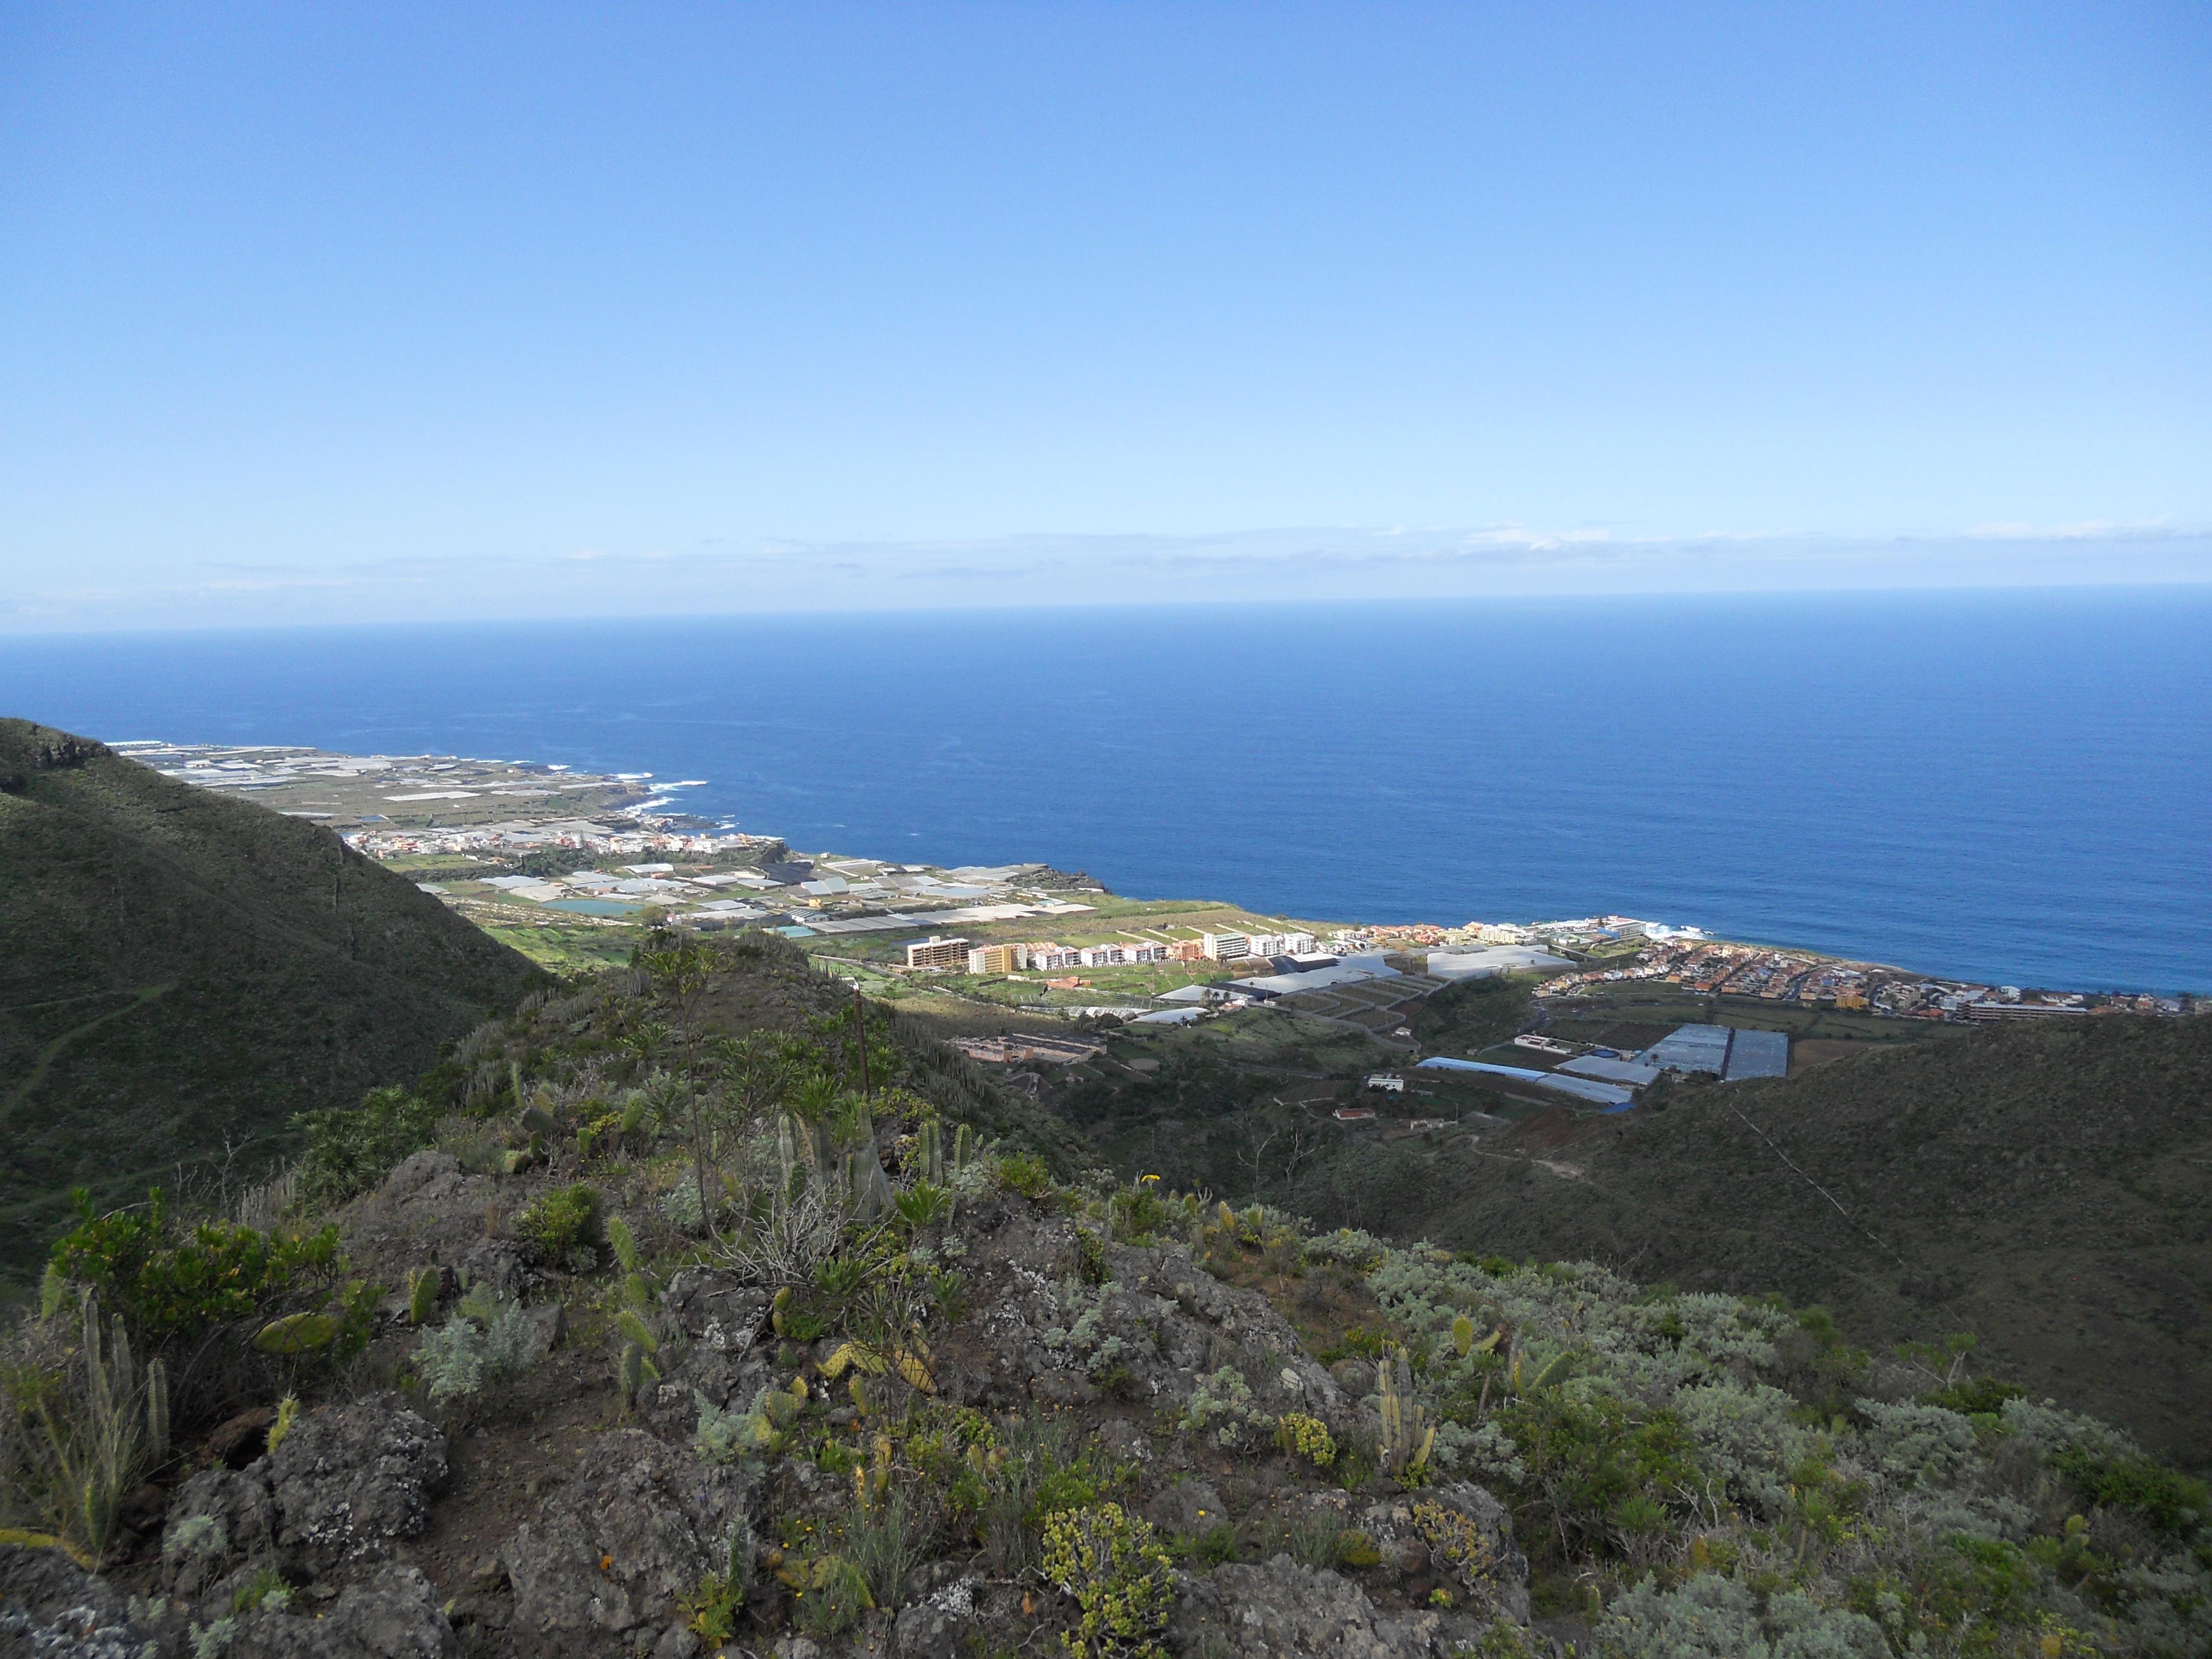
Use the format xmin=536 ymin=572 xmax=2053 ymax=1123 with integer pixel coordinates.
xmin=0 ymin=719 xmax=544 ymax=1291
xmin=1412 ymin=1014 xmax=2212 ymax=1471
xmin=8 ymin=933 xmax=2206 ymax=1659
xmin=1024 ymin=990 xmax=2211 ymax=1470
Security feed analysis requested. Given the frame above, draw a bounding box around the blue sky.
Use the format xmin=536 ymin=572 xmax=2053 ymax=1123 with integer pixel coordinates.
xmin=3 ymin=2 xmax=2207 ymax=628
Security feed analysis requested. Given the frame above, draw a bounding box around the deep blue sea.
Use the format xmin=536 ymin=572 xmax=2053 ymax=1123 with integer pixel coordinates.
xmin=6 ymin=590 xmax=2208 ymax=993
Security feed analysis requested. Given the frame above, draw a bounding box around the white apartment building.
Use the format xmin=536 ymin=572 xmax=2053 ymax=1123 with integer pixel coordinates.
xmin=1201 ymin=931 xmax=1250 ymax=961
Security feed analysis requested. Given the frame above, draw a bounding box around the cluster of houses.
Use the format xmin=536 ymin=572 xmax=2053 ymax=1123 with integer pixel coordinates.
xmin=905 ymin=927 xmax=1320 ymax=974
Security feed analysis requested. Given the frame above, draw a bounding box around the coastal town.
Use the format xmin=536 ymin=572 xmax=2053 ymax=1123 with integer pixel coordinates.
xmin=123 ymin=739 xmax=2199 ymax=1037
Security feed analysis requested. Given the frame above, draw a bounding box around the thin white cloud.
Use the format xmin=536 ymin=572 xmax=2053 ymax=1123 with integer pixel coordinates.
xmin=4 ymin=523 xmax=2208 ymax=633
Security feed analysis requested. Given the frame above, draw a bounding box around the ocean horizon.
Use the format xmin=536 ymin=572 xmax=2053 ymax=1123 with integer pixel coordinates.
xmin=10 ymin=587 xmax=2209 ymax=993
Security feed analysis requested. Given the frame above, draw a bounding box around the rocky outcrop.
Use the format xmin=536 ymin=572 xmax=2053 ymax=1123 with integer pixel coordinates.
xmin=949 ymin=1197 xmax=1361 ymax=1435
xmin=228 ymin=1564 xmax=458 ymax=1658
xmin=347 ymin=1151 xmax=525 ymax=1298
xmin=265 ymin=1396 xmax=448 ymax=1573
xmin=661 ymin=1266 xmax=772 ymax=1355
xmin=1354 ymin=1481 xmax=1531 ymax=1624
xmin=1169 ymin=1554 xmax=1456 ymax=1658
xmin=159 ymin=1396 xmax=446 ymax=1596
xmin=500 ymin=1428 xmax=753 ymax=1655
xmin=0 ymin=1540 xmax=166 ymax=1658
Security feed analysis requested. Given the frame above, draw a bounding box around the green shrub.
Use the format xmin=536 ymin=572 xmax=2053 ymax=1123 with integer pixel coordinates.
xmin=1179 ymin=1366 xmax=1271 ymax=1450
xmin=1275 ymin=1412 xmax=1337 ymax=1467
xmin=1923 ymin=1375 xmax=2025 ymax=1416
xmin=1594 ymin=1573 xmax=1884 ymax=1658
xmin=1040 ymin=1503 xmax=1174 ymax=1659
xmin=680 ymin=1566 xmax=744 ymax=1643
xmin=2051 ymin=1446 xmax=2210 ymax=1536
xmin=231 ymin=1564 xmax=292 ymax=1614
xmin=48 ymin=1193 xmax=342 ymax=1347
xmin=1107 ymin=1183 xmax=1177 ymax=1245
xmin=1854 ymin=1399 xmax=1975 ymax=1489
xmin=514 ymin=1184 xmax=603 ymax=1263
xmin=1494 ymin=1391 xmax=1701 ymax=1565
xmin=994 ymin=1152 xmax=1054 ymax=1199
xmin=794 ymin=1553 xmax=873 ymax=1636
xmin=291 ymin=1086 xmax=440 ymax=1209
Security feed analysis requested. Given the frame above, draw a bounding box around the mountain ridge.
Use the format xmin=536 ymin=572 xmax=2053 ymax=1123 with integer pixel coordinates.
xmin=0 ymin=717 xmax=546 ymax=1292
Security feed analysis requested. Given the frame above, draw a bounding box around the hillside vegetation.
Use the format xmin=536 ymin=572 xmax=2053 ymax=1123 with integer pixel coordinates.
xmin=1020 ymin=983 xmax=2210 ymax=1474
xmin=0 ymin=719 xmax=544 ymax=1293
xmin=6 ymin=932 xmax=2208 ymax=1658
xmin=1390 ymin=1016 xmax=2212 ymax=1474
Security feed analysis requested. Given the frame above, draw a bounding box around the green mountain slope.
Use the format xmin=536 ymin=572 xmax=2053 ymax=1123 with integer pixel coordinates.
xmin=1409 ymin=1014 xmax=2212 ymax=1470
xmin=1035 ymin=994 xmax=2210 ymax=1469
xmin=0 ymin=719 xmax=545 ymax=1291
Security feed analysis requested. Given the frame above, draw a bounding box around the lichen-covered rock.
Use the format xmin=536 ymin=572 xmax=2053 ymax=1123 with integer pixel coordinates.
xmin=160 ymin=1396 xmax=445 ymax=1595
xmin=891 ymin=1574 xmax=980 ymax=1659
xmin=951 ymin=1197 xmax=1359 ymax=1434
xmin=1146 ymin=1477 xmax=1229 ymax=1536
xmin=160 ymin=1465 xmax=280 ymax=1598
xmin=500 ymin=1428 xmax=753 ymax=1652
xmin=1168 ymin=1553 xmax=1453 ymax=1658
xmin=0 ymin=1540 xmax=169 ymax=1658
xmin=265 ymin=1396 xmax=447 ymax=1573
xmin=662 ymin=1266 xmax=772 ymax=1353
xmin=228 ymin=1563 xmax=457 ymax=1658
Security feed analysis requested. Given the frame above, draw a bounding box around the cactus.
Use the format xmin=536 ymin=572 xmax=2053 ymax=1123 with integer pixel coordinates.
xmin=915 ymin=1119 xmax=943 ymax=1183
xmin=894 ymin=1343 xmax=936 ymax=1395
xmin=952 ymin=1123 xmax=973 ymax=1171
xmin=820 ymin=1340 xmax=886 ymax=1382
xmin=266 ymin=1394 xmax=300 ymax=1454
xmin=407 ymin=1266 xmax=442 ymax=1325
xmin=521 ymin=1102 xmax=560 ymax=1140
xmin=617 ymin=1341 xmax=645 ymax=1415
xmin=619 ymin=1094 xmax=649 ymax=1138
xmin=623 ymin=1271 xmax=653 ymax=1311
xmin=770 ymin=1285 xmax=794 ymax=1337
xmin=615 ymin=1308 xmax=659 ymax=1355
xmin=144 ymin=1358 xmax=170 ymax=1468
xmin=776 ymin=1115 xmax=800 ymax=1194
xmin=852 ymin=1434 xmax=893 ymax=1507
xmin=254 ymin=1312 xmax=340 ymax=1355
xmin=607 ymin=1215 xmax=639 ymax=1276
xmin=1377 ymin=1347 xmax=1435 ymax=1486
xmin=1509 ymin=1343 xmax=1572 ymax=1396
